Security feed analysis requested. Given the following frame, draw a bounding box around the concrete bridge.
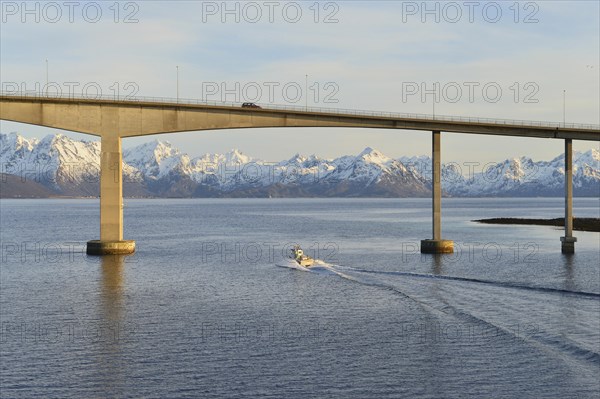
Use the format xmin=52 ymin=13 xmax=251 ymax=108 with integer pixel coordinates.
xmin=1 ymin=92 xmax=598 ymax=255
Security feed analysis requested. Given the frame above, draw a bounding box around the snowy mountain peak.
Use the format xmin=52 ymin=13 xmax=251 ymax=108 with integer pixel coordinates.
xmin=1 ymin=132 xmax=37 ymax=152
xmin=359 ymin=146 xmax=375 ymax=154
xmin=357 ymin=147 xmax=391 ymax=164
xmin=150 ymin=140 xmax=178 ymax=159
xmin=125 ymin=140 xmax=179 ymax=162
xmin=358 ymin=146 xmax=377 ymax=156
xmin=224 ymin=149 xmax=252 ymax=164
xmin=287 ymin=153 xmax=306 ymax=163
xmin=576 ymin=149 xmax=600 ymax=166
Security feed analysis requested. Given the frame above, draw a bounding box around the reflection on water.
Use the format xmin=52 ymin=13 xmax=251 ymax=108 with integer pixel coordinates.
xmin=431 ymin=254 xmax=443 ymax=275
xmin=100 ymin=255 xmax=125 ymax=323
xmin=98 ymin=255 xmax=126 ymax=398
xmin=558 ymin=254 xmax=577 ymax=344
xmin=562 ymin=254 xmax=575 ymax=292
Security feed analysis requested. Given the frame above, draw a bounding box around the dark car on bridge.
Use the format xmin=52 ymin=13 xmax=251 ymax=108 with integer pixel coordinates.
xmin=242 ymin=102 xmax=262 ymax=109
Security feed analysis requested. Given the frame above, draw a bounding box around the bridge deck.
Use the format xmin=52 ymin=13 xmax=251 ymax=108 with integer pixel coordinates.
xmin=1 ymin=92 xmax=598 ymax=141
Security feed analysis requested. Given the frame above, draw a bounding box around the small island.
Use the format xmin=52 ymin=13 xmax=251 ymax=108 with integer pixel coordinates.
xmin=473 ymin=218 xmax=600 ymax=233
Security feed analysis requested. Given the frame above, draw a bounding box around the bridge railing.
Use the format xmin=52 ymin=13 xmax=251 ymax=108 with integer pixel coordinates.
xmin=2 ymin=90 xmax=599 ymax=131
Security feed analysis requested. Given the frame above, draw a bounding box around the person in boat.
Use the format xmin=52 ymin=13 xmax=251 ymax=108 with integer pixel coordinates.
xmin=291 ymin=246 xmax=303 ymax=261
xmin=290 ymin=245 xmax=314 ymax=267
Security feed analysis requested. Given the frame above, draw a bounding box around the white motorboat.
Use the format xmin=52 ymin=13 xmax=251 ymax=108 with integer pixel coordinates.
xmin=289 ymin=245 xmax=315 ymax=267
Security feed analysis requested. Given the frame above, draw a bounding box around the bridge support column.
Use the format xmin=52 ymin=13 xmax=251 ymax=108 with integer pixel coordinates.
xmin=560 ymin=139 xmax=577 ymax=254
xmin=87 ymin=135 xmax=135 ymax=255
xmin=421 ymin=131 xmax=454 ymax=254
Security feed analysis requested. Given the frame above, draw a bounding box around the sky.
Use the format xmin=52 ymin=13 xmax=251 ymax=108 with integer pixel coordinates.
xmin=1 ymin=0 xmax=599 ymax=164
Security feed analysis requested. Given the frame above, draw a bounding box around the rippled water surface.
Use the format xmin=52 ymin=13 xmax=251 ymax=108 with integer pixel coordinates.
xmin=1 ymin=198 xmax=599 ymax=398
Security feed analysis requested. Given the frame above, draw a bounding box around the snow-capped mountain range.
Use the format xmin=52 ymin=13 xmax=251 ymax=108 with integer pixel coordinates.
xmin=1 ymin=132 xmax=598 ymax=198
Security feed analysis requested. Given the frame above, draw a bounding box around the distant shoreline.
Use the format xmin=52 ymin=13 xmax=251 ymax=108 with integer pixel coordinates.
xmin=473 ymin=218 xmax=600 ymax=233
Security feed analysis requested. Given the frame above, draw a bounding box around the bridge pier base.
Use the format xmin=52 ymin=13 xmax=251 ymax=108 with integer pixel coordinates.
xmin=560 ymin=237 xmax=577 ymax=254
xmin=421 ymin=239 xmax=454 ymax=254
xmin=561 ymin=138 xmax=576 ymax=254
xmin=421 ymin=131 xmax=453 ymax=254
xmin=87 ymin=134 xmax=135 ymax=256
xmin=87 ymin=240 xmax=136 ymax=255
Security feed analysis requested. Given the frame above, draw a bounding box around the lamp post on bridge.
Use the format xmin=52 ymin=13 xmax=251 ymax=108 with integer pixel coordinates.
xmin=563 ymin=90 xmax=566 ymax=127
xmin=45 ymin=59 xmax=48 ymax=97
xmin=305 ymin=74 xmax=308 ymax=111
xmin=176 ymin=66 xmax=180 ymax=103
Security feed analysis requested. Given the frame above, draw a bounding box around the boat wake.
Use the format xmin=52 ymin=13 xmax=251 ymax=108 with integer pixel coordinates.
xmin=275 ymin=259 xmax=338 ymax=275
xmin=335 ymin=265 xmax=600 ymax=299
xmin=277 ymin=260 xmax=599 ymax=300
xmin=275 ymin=259 xmax=600 ymax=375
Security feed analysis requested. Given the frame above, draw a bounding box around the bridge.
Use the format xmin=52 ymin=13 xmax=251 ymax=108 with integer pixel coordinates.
xmin=1 ymin=92 xmax=599 ymax=255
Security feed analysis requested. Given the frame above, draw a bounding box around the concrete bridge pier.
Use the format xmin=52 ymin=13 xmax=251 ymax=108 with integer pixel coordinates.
xmin=87 ymin=134 xmax=136 ymax=255
xmin=561 ymin=138 xmax=577 ymax=254
xmin=421 ymin=131 xmax=454 ymax=254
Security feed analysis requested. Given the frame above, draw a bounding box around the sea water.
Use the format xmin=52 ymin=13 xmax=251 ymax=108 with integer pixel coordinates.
xmin=1 ymin=198 xmax=599 ymax=398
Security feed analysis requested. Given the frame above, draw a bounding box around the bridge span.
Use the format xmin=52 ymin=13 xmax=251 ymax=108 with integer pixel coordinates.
xmin=1 ymin=92 xmax=599 ymax=255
